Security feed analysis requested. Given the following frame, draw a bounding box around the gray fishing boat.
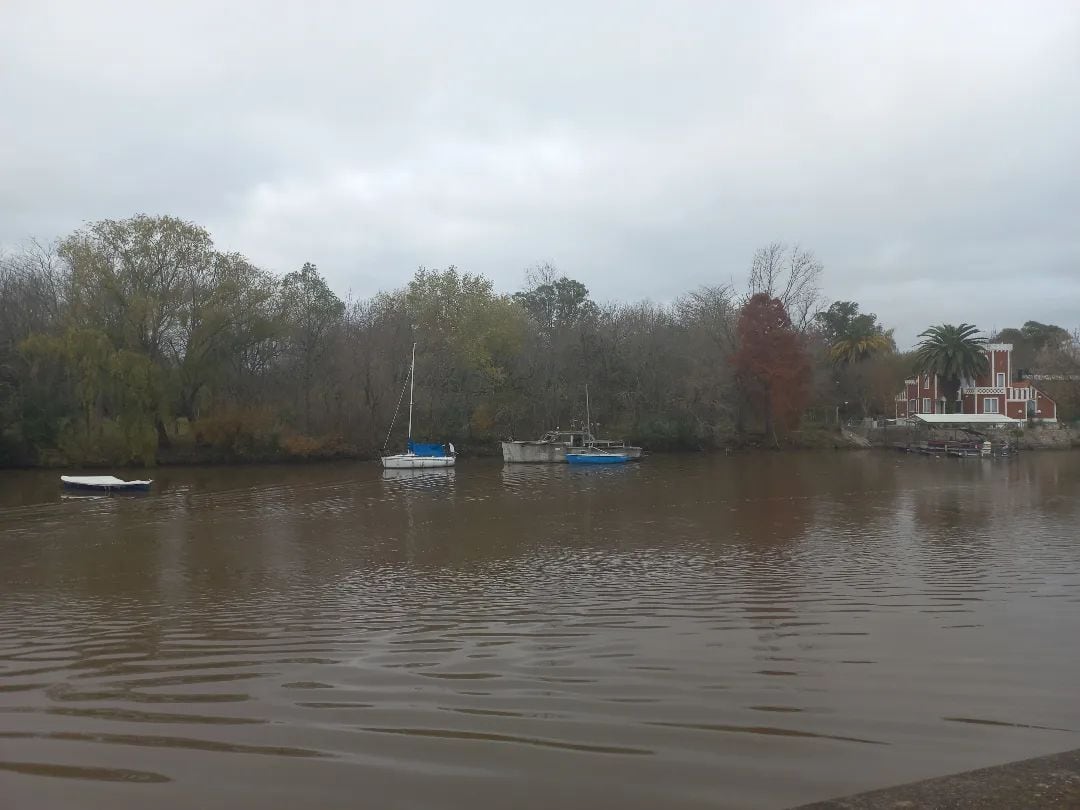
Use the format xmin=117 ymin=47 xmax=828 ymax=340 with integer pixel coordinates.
xmin=503 ymin=385 xmax=642 ymax=463
xmin=501 ymin=430 xmax=642 ymax=463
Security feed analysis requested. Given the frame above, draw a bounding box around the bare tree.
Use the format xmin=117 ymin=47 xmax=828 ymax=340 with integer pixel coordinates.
xmin=0 ymin=240 xmax=68 ymax=339
xmin=675 ymin=284 xmax=736 ymax=353
xmin=747 ymin=242 xmax=823 ymax=330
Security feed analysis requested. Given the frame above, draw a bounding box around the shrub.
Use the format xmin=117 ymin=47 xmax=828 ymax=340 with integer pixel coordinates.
xmin=191 ymin=407 xmax=281 ymax=460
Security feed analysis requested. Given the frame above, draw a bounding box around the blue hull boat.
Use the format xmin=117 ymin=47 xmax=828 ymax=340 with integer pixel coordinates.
xmin=566 ymin=452 xmax=630 ymax=465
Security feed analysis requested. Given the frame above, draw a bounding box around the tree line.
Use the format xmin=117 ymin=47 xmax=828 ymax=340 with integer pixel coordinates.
xmin=0 ymin=215 xmax=1075 ymax=466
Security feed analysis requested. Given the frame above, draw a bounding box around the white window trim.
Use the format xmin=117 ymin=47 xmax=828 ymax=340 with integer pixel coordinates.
xmin=996 ymin=372 xmax=1005 ymax=388
xmin=922 ymin=397 xmax=931 ymax=414
xmin=983 ymin=397 xmax=999 ymax=414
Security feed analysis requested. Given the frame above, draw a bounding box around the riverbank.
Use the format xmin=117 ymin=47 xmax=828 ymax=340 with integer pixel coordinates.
xmin=8 ymin=421 xmax=1076 ymax=471
xmin=792 ymin=747 xmax=1080 ymax=809
xmin=1 ymin=426 xmax=879 ymax=469
xmin=858 ymin=423 xmax=1079 ymax=451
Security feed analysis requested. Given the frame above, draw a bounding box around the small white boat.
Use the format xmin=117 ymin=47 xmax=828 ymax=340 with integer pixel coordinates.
xmin=380 ymin=343 xmax=456 ymax=470
xmin=382 ymin=444 xmax=456 ymax=469
xmin=60 ymin=475 xmax=152 ymax=493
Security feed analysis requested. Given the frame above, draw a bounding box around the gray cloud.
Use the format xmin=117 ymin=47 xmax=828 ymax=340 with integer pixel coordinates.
xmin=2 ymin=0 xmax=1078 ymax=346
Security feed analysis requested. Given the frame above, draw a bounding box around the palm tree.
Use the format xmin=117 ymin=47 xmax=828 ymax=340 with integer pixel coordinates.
xmin=828 ymin=325 xmax=894 ymax=365
xmin=914 ymin=323 xmax=988 ymax=413
xmin=818 ymin=300 xmax=895 ymax=365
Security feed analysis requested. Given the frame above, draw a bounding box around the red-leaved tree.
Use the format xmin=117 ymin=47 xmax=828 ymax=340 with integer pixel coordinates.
xmin=732 ymin=293 xmax=811 ymax=443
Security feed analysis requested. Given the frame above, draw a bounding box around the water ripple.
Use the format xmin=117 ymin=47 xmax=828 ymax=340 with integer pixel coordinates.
xmin=1 ymin=454 xmax=1079 ymax=808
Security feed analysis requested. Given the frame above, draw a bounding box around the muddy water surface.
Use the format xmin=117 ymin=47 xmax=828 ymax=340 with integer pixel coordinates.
xmin=1 ymin=453 xmax=1078 ymax=809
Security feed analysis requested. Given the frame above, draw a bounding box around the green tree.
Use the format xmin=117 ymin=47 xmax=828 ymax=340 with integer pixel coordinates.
xmin=512 ymin=267 xmax=599 ymax=335
xmin=1032 ymin=329 xmax=1080 ymax=421
xmin=279 ymin=262 xmax=345 ymax=432
xmin=59 ymin=215 xmax=214 ymax=362
xmin=20 ymin=328 xmax=160 ymax=464
xmin=404 ymin=266 xmax=526 ymax=438
xmin=58 ymin=215 xmax=217 ymax=446
xmin=814 ymin=301 xmax=861 ymax=343
xmin=510 ymin=267 xmax=601 ymax=431
xmin=913 ymin=323 xmax=989 ymax=413
xmin=995 ymin=321 xmax=1070 ymax=374
xmin=828 ymin=323 xmax=894 ymax=366
xmin=815 ymin=301 xmax=894 ymax=364
xmin=174 ymin=252 xmax=281 ymax=420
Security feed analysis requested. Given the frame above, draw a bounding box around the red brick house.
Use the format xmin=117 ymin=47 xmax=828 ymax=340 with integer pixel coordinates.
xmin=895 ymin=343 xmax=1057 ymax=421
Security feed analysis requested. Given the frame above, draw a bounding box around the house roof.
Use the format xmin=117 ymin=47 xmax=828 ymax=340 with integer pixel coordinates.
xmin=907 ymin=413 xmax=1023 ymax=425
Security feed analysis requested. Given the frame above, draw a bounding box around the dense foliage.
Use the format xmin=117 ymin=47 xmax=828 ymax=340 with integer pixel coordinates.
xmin=733 ymin=294 xmax=812 ymax=441
xmin=4 ymin=214 xmax=1067 ymax=467
xmin=994 ymin=322 xmax=1080 ymax=421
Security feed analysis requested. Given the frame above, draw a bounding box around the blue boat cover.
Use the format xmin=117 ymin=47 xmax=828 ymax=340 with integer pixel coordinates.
xmin=409 ymin=441 xmax=446 ymax=457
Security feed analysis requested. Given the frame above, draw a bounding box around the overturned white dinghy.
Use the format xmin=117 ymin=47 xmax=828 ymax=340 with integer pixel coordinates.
xmin=60 ymin=475 xmax=152 ymax=493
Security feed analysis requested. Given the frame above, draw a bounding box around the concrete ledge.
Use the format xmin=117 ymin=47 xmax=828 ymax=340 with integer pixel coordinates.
xmin=791 ymin=748 xmax=1080 ymax=809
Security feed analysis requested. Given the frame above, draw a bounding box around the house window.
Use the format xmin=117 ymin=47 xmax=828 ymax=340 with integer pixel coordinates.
xmin=984 ymin=398 xmax=999 ymax=413
xmin=922 ymin=398 xmax=931 ymax=414
xmin=996 ymin=373 xmax=1005 ymax=388
xmin=909 ymin=399 xmax=917 ymax=414
xmin=923 ymin=374 xmax=929 ymax=388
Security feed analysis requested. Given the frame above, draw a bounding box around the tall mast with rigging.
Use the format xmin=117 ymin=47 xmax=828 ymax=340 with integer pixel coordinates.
xmin=407 ymin=341 xmax=416 ymax=445
xmin=585 ymin=384 xmax=591 ymax=443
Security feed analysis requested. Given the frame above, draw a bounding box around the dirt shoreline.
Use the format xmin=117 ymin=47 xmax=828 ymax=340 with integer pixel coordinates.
xmin=791 ymin=747 xmax=1080 ymax=809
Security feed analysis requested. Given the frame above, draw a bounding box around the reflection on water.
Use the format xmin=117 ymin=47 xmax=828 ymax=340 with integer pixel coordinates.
xmin=1 ymin=453 xmax=1079 ymax=809
xmin=381 ymin=467 xmax=456 ymax=485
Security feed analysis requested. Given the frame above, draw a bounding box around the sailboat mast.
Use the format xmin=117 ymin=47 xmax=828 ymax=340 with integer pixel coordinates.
xmin=407 ymin=342 xmax=416 ymax=443
xmin=585 ymin=384 xmax=591 ymax=441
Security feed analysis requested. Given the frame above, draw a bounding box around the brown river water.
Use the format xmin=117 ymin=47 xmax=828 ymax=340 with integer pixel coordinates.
xmin=1 ymin=452 xmax=1078 ymax=809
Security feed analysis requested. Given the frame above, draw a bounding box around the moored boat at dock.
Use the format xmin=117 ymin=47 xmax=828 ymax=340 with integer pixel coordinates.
xmin=380 ymin=343 xmax=456 ymax=470
xmin=503 ymin=384 xmax=643 ymax=463
xmin=501 ymin=430 xmax=641 ymax=463
xmin=566 ymin=449 xmax=631 ymax=465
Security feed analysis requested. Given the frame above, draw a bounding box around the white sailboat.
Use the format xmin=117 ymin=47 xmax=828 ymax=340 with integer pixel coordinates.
xmin=381 ymin=343 xmax=456 ymax=469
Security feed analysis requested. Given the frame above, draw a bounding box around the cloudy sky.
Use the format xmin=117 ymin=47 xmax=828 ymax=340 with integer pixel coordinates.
xmin=2 ymin=1 xmax=1078 ymax=346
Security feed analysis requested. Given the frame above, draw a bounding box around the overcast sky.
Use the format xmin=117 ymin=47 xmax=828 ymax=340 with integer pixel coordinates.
xmin=2 ymin=1 xmax=1078 ymax=347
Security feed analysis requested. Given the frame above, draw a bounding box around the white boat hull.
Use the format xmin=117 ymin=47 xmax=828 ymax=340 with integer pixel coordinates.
xmin=381 ymin=454 xmax=456 ymax=469
xmin=501 ymin=441 xmax=642 ymax=463
xmin=501 ymin=441 xmax=569 ymax=463
xmin=60 ymin=475 xmax=152 ymax=492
